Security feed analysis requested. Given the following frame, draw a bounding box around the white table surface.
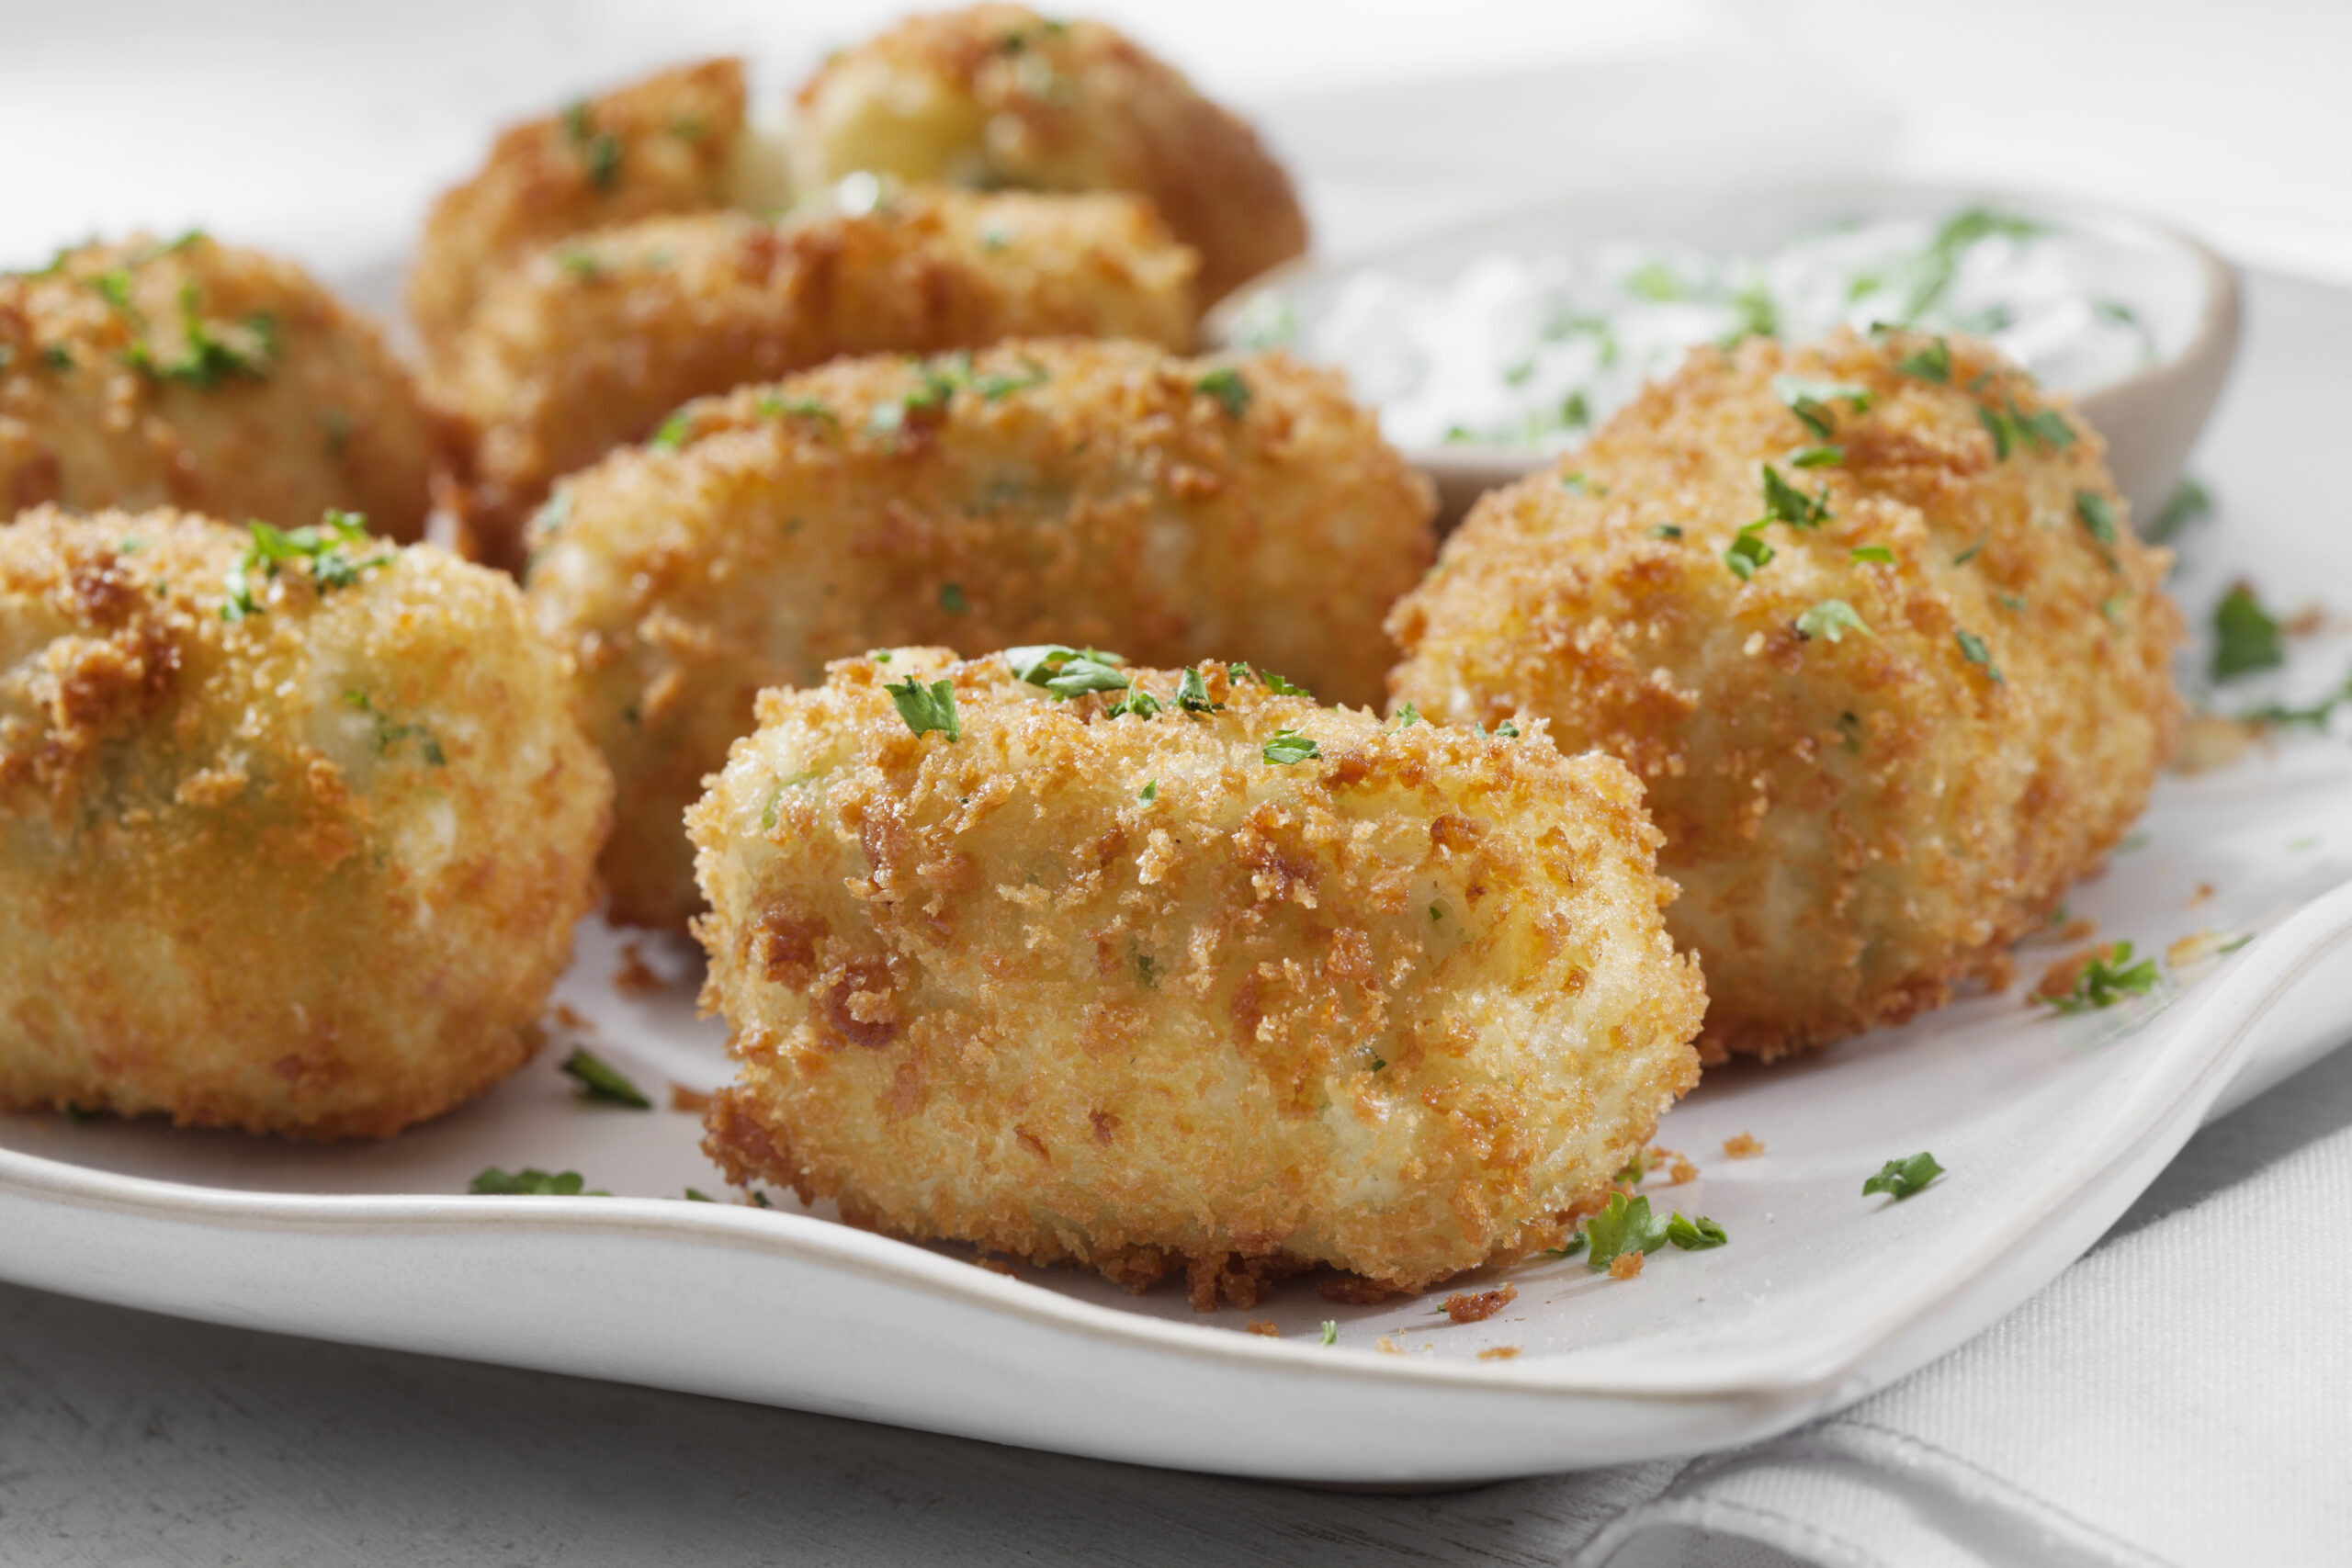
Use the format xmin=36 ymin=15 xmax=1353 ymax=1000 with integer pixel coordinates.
xmin=4 ymin=4 xmax=2349 ymax=1562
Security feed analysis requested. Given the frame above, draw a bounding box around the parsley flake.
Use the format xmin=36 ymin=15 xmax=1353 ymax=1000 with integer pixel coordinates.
xmin=1011 ymin=646 xmax=1131 ymax=699
xmin=342 ymin=690 xmax=446 ymax=766
xmin=1850 ymin=544 xmax=1894 ymax=564
xmin=1491 ymin=719 xmax=1521 ymax=739
xmin=2145 ymin=478 xmax=2212 ymax=545
xmin=469 ymin=1167 xmax=609 ymax=1196
xmin=1319 ymin=1320 xmax=1339 ymax=1347
xmin=1773 ymin=376 xmax=1876 ymax=440
xmin=125 ymin=281 xmax=275 ymax=389
xmin=1262 ymin=728 xmax=1320 ymax=764
xmin=1862 ymin=1152 xmax=1944 ymax=1201
xmin=647 ymin=409 xmax=692 ymax=452
xmin=1195 ymin=366 xmax=1250 ymax=418
xmin=1758 ymin=464 xmax=1830 ymax=528
xmin=1173 ymin=665 xmax=1219 ymax=713
xmin=938 ymin=581 xmax=967 ymax=615
xmin=1647 ymin=524 xmax=1684 ymax=540
xmin=560 ymin=1047 xmax=651 ymax=1109
xmin=1543 ymin=1234 xmax=1588 ymax=1259
xmin=2074 ymin=491 xmax=2119 ymax=547
xmin=885 ymin=676 xmax=961 ymax=740
xmin=1955 ymin=627 xmax=2002 ymax=682
xmin=758 ymin=393 xmax=837 ymax=425
xmin=563 ymin=100 xmax=622 ymax=190
xmin=1792 ymin=444 xmax=1845 ymax=468
xmin=1796 ymin=599 xmax=1871 ymax=643
xmin=1256 ymin=667 xmax=1313 ymax=698
xmin=1724 ymin=526 xmax=1775 ymax=581
xmin=2211 ymin=583 xmax=2284 ymax=682
xmin=1389 ymin=702 xmax=1420 ymax=730
xmin=2043 ymin=942 xmax=2161 ymax=1013
xmin=1139 ymin=780 xmax=1158 ymax=802
xmin=1895 ymin=337 xmax=1952 ymax=382
xmin=1584 ymin=1191 xmax=1670 ymax=1268
xmin=221 ymin=512 xmax=390 ymax=622
xmin=1666 ymin=1213 xmax=1728 ymax=1250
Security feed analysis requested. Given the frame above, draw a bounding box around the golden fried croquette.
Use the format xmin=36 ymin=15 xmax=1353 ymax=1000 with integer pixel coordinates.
xmin=407 ymin=57 xmax=748 ymax=359
xmin=692 ymin=650 xmax=1704 ymax=1305
xmin=526 ymin=339 xmax=1435 ymax=931
xmin=0 ymin=507 xmax=611 ymax=1138
xmin=792 ymin=5 xmax=1307 ymax=303
xmin=431 ymin=186 xmax=1200 ymax=568
xmin=2 ymin=234 xmax=435 ymax=539
xmin=1387 ymin=330 xmax=2184 ymax=1061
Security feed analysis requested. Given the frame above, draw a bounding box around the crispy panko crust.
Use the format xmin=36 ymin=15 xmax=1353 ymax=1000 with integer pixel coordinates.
xmin=406 ymin=57 xmax=747 ymax=360
xmin=692 ymin=651 xmax=1704 ymax=1304
xmin=1387 ymin=331 xmax=2184 ymax=1061
xmin=2 ymin=235 xmax=434 ymax=539
xmin=527 ymin=340 xmax=1435 ymax=931
xmin=0 ymin=508 xmax=612 ymax=1138
xmin=430 ymin=187 xmax=1200 ymax=569
xmin=792 ymin=5 xmax=1306 ymax=303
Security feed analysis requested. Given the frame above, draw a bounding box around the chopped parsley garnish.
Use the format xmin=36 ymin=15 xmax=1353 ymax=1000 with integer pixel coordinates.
xmin=2043 ymin=942 xmax=2161 ymax=1013
xmin=342 ymin=690 xmax=446 ymax=766
xmin=125 ymin=281 xmax=276 ymax=388
xmin=1173 ymin=665 xmax=1219 ymax=713
xmin=1862 ymin=1152 xmax=1943 ymax=1201
xmin=1106 ymin=686 xmax=1162 ymax=718
xmin=1388 ymin=702 xmax=1420 ymax=730
xmin=684 ymin=1189 xmax=716 ymax=1201
xmin=1724 ymin=525 xmax=1775 ymax=581
xmin=1849 ymin=544 xmax=1894 ymax=563
xmin=563 ymin=100 xmax=622 ymax=190
xmin=1772 ymin=376 xmax=1876 ymax=439
xmin=1955 ymin=627 xmax=2002 ymax=682
xmin=1319 ymin=1320 xmax=1339 ymax=1347
xmin=1623 ymin=260 xmax=1688 ymax=301
xmin=885 ymin=676 xmax=961 ymax=740
xmin=1542 ymin=1234 xmax=1588 ymax=1259
xmin=1719 ymin=280 xmax=1780 ymax=346
xmin=1560 ymin=471 xmax=1588 ymax=493
xmin=2211 ymin=583 xmax=2284 ymax=682
xmin=1584 ymin=1190 xmax=1670 ymax=1268
xmin=557 ymin=248 xmax=603 ymax=279
xmin=1430 ymin=902 xmax=1444 ymax=922
xmin=469 ymin=1167 xmax=609 ymax=1196
xmin=1195 ymin=366 xmax=1250 ymax=418
xmin=1791 ymin=444 xmax=1844 ymax=468
xmin=1666 ymin=1213 xmax=1728 ymax=1250
xmin=1978 ymin=400 xmax=2075 ymax=460
xmin=1647 ymin=524 xmax=1684 ymax=540
xmin=40 ymin=344 xmax=73 ymax=370
xmin=1901 ymin=208 xmax=2041 ymax=319
xmin=2238 ymin=667 xmax=2352 ymax=730
xmin=1837 ymin=711 xmax=1864 ymax=752
xmin=1261 ymin=728 xmax=1320 ymax=764
xmin=1491 ymin=719 xmax=1521 ymax=739
xmin=1895 ymin=336 xmax=1952 ymax=382
xmin=1007 ymin=645 xmax=1130 ymax=698
xmin=221 ymin=512 xmax=389 ymax=622
xmin=1138 ymin=780 xmax=1157 ymax=802
xmin=2074 ymin=491 xmax=2118 ymax=547
xmin=758 ymin=393 xmax=837 ymax=424
xmin=938 ymin=581 xmax=967 ymax=615
xmin=971 ymin=358 xmax=1049 ymax=400
xmin=1951 ymin=533 xmax=1987 ymax=566
xmin=1255 ymin=667 xmax=1313 ymax=698
xmin=1976 ymin=404 xmax=2012 ymax=460
xmin=1795 ymin=599 xmax=1870 ymax=643
xmin=1559 ymin=389 xmax=1591 ymax=428
xmin=2145 ymin=478 xmax=2212 ymax=544
xmin=647 ymin=409 xmax=693 ymax=452
xmin=1758 ymin=464 xmax=1830 ymax=528
xmin=560 ymin=1047 xmax=651 ymax=1109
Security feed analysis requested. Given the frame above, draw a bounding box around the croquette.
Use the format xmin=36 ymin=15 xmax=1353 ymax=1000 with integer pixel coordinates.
xmin=430 ymin=186 xmax=1201 ymax=568
xmin=692 ymin=650 xmax=1705 ymax=1305
xmin=0 ymin=507 xmax=611 ymax=1137
xmin=1387 ymin=329 xmax=2183 ymax=1060
xmin=526 ymin=340 xmax=1435 ymax=930
xmin=406 ymin=57 xmax=748 ymax=359
xmin=2 ymin=234 xmax=435 ymax=539
xmin=791 ymin=5 xmax=1307 ymax=303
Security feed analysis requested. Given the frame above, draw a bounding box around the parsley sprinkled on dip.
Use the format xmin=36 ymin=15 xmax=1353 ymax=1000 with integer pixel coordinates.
xmin=1232 ymin=207 xmax=2160 ymax=456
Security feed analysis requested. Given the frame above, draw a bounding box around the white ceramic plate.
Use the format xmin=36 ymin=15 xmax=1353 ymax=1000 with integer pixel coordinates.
xmin=2 ymin=263 xmax=2348 ymax=1486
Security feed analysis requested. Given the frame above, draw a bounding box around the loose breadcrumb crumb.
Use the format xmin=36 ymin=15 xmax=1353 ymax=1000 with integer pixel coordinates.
xmin=2052 ymin=918 xmax=2099 ymax=944
xmin=2166 ymin=930 xmax=2224 ymax=968
xmin=2170 ymin=714 xmax=2258 ymax=775
xmin=612 ymin=941 xmax=664 ymax=995
xmin=2188 ymin=882 xmax=2216 ymax=908
xmin=1668 ymin=1156 xmax=1699 ymax=1186
xmin=1477 ymin=1346 xmax=1523 ymax=1361
xmin=1317 ymin=1278 xmax=1397 ymax=1305
xmin=1443 ymin=1283 xmax=1517 ymax=1324
xmin=1246 ymin=1320 xmax=1281 ymax=1337
xmin=1980 ymin=953 xmax=2017 ymax=994
xmin=1609 ymin=1252 xmax=1645 ymax=1280
xmin=552 ymin=1005 xmax=594 ymax=1032
xmin=974 ymin=1257 xmax=1019 ymax=1278
xmin=2029 ymin=944 xmax=2115 ymax=1004
xmin=1723 ymin=1133 xmax=1765 ymax=1159
xmin=669 ymin=1083 xmax=712 ymax=1112
xmin=1374 ymin=1335 xmax=1405 ymax=1355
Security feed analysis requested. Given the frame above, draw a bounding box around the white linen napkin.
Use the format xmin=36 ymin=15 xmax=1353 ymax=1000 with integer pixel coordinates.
xmin=1564 ymin=1060 xmax=2352 ymax=1567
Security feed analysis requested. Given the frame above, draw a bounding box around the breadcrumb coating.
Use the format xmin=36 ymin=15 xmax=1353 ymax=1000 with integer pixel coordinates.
xmin=1388 ymin=330 xmax=2183 ymax=1060
xmin=0 ymin=508 xmax=611 ymax=1137
xmin=430 ymin=186 xmax=1200 ymax=568
xmin=2 ymin=234 xmax=434 ymax=540
xmin=692 ymin=651 xmax=1704 ymax=1303
xmin=793 ymin=5 xmax=1307 ymax=303
xmin=526 ymin=339 xmax=1435 ymax=930
xmin=407 ymin=57 xmax=747 ymax=360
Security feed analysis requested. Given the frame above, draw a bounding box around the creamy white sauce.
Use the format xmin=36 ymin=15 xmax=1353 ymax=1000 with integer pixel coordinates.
xmin=1231 ymin=209 xmax=2158 ymax=454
